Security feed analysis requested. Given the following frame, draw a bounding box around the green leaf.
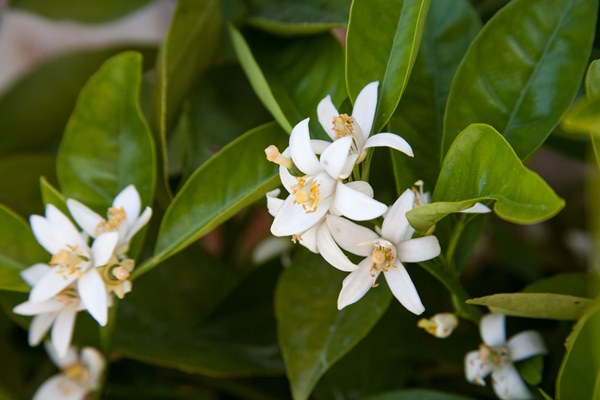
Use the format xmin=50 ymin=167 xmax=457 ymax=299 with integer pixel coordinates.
xmin=346 ymin=0 xmax=430 ymax=131
xmin=57 ymin=51 xmax=155 ymax=211
xmin=39 ymin=177 xmax=68 ymax=217
xmin=523 ymin=273 xmax=600 ymax=298
xmin=466 ymin=293 xmax=591 ymax=320
xmin=516 ymin=355 xmax=543 ymax=386
xmin=230 ymin=27 xmax=346 ymax=134
xmin=539 ymin=388 xmax=554 ymax=400
xmin=586 ymin=60 xmax=600 ymax=98
xmin=556 ymin=300 xmax=600 ymax=399
xmin=114 ymin=246 xmax=284 ymax=377
xmin=443 ymin=0 xmax=598 ymax=160
xmin=276 ymin=250 xmax=392 ymax=400
xmin=390 ymin=0 xmax=480 ymax=190
xmin=0 ymin=205 xmax=47 ymax=292
xmin=363 ymin=389 xmax=475 ymax=400
xmin=11 ymin=0 xmax=152 ymax=22
xmin=248 ymin=0 xmax=351 ymax=36
xmin=561 ymin=97 xmax=600 ymax=136
xmin=407 ymin=124 xmax=564 ymax=232
xmin=149 ymin=122 xmax=286 ymax=268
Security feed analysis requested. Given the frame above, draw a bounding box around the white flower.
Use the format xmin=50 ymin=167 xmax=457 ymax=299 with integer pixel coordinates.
xmin=29 ymin=204 xmax=118 ymax=327
xmin=317 ymin=81 xmax=413 ymax=176
xmin=67 ymin=184 xmax=152 ymax=256
xmin=33 ymin=343 xmax=105 ymax=400
xmin=329 ymin=189 xmax=441 ymax=313
xmin=418 ymin=313 xmax=458 ymax=338
xmin=267 ymin=118 xmax=387 ymax=237
xmin=465 ymin=314 xmax=547 ymax=400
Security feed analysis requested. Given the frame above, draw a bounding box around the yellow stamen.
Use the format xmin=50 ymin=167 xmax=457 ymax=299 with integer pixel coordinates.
xmin=291 ymin=177 xmax=320 ymax=213
xmin=291 ymin=234 xmax=302 ymax=244
xmin=332 ymin=114 xmax=354 ymax=139
xmin=63 ymin=362 xmax=88 ymax=383
xmin=96 ymin=207 xmax=126 ymax=235
xmin=265 ymin=145 xmax=292 ymax=168
xmin=50 ymin=245 xmax=88 ymax=279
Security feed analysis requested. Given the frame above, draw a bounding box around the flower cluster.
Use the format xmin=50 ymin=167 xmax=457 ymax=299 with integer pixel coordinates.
xmin=13 ymin=185 xmax=151 ymax=357
xmin=264 ymin=82 xmax=483 ymax=313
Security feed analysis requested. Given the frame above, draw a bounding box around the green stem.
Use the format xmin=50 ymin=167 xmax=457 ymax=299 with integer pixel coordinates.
xmin=131 ymin=255 xmax=161 ymax=280
xmin=360 ymin=149 xmax=374 ymax=181
xmin=445 ymin=216 xmax=467 ymax=271
xmin=95 ymin=303 xmax=118 ymax=399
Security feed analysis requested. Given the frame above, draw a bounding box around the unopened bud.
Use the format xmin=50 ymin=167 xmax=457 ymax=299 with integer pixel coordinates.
xmin=417 ymin=313 xmax=458 ymax=338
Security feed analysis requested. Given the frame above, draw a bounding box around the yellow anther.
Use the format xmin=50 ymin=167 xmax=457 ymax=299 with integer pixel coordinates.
xmin=291 ymin=234 xmax=302 ymax=244
xmin=292 ymin=177 xmax=320 ymax=213
xmin=371 ymin=244 xmax=395 ymax=273
xmin=64 ymin=362 xmax=88 ymax=383
xmin=96 ymin=207 xmax=126 ymax=235
xmin=417 ymin=318 xmax=437 ymax=335
xmin=332 ymin=114 xmax=354 ymax=139
xmin=50 ymin=246 xmax=88 ymax=278
xmin=265 ymin=145 xmax=292 ymax=168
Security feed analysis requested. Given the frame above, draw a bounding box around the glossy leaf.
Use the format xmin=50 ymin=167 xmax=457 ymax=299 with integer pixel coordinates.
xmin=57 ymin=51 xmax=155 ymax=211
xmin=0 ymin=205 xmax=47 ymax=292
xmin=231 ymin=27 xmax=346 ymax=134
xmin=151 ymin=122 xmax=287 ymax=267
xmin=561 ymin=97 xmax=600 ymax=136
xmin=364 ymin=389 xmax=475 ymax=400
xmin=443 ymin=0 xmax=598 ymax=160
xmin=556 ymin=301 xmax=600 ymax=399
xmin=346 ymin=0 xmax=430 ymax=131
xmin=407 ymin=124 xmax=564 ymax=232
xmin=466 ymin=293 xmax=591 ymax=320
xmin=390 ymin=0 xmax=480 ymax=190
xmin=11 ymin=0 xmax=152 ymax=22
xmin=516 ymin=355 xmax=543 ymax=386
xmin=248 ymin=0 xmax=351 ymax=36
xmin=276 ymin=250 xmax=392 ymax=400
xmin=114 ymin=246 xmax=284 ymax=376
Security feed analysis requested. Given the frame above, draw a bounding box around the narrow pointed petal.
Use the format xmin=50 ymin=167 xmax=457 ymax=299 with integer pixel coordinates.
xmin=266 ymin=189 xmax=284 ymax=217
xmin=465 ymin=350 xmax=491 ymax=386
xmin=326 ymin=215 xmax=378 ymax=256
xmin=14 ymin=299 xmax=65 ymax=315
xmin=67 ymin=199 xmax=103 ymax=238
xmin=33 ymin=375 xmax=87 ymax=400
xmin=21 ymin=263 xmax=52 ymax=286
xmin=253 ymin=237 xmax=290 ymax=264
xmin=29 ymin=313 xmax=56 ymax=346
xmin=460 ymin=202 xmax=491 ymax=213
xmin=45 ymin=341 xmax=78 ymax=368
xmin=290 ymin=118 xmax=321 ymax=175
xmin=381 ymin=189 xmax=415 ymax=243
xmin=124 ymin=207 xmax=152 ymax=243
xmin=113 ymin=184 xmax=142 ymax=228
xmin=90 ymin=232 xmax=118 ymax=267
xmin=280 ymin=164 xmax=296 ymax=193
xmin=30 ymin=270 xmax=78 ymax=303
xmin=317 ymin=223 xmax=357 ymax=271
xmin=491 ymin=364 xmax=531 ymax=400
xmin=317 ymin=95 xmax=340 ymax=140
xmin=46 ymin=205 xmax=86 ymax=249
xmin=396 ymin=236 xmax=441 ymax=263
xmin=30 ymin=215 xmax=63 ymax=254
xmin=51 ymin=308 xmax=77 ymax=358
xmin=270 ymin=195 xmax=331 ymax=237
xmin=384 ymin=263 xmax=424 ymax=315
xmin=338 ymin=153 xmax=359 ymax=179
xmin=345 ymin=180 xmax=374 ymax=198
xmin=352 ymin=81 xmax=379 ymax=141
xmin=337 ymin=258 xmax=375 ymax=309
xmin=335 ymin=182 xmax=387 ymax=221
xmin=320 ymin=136 xmax=352 ymax=178
xmin=480 ymin=313 xmax=506 ymax=347
xmin=311 ymin=139 xmax=332 ymax=155
xmin=81 ymin=347 xmax=106 ymax=389
xmin=299 ymin=224 xmax=318 ymax=253
xmin=508 ymin=330 xmax=547 ymax=362
xmin=364 ymin=132 xmax=414 ymax=157
xmin=78 ymin=269 xmax=108 ymax=326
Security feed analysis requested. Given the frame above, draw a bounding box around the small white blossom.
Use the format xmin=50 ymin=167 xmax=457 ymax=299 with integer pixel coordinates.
xmin=465 ymin=314 xmax=547 ymax=399
xmin=33 ymin=344 xmax=105 ymax=400
xmin=418 ymin=313 xmax=458 ymax=338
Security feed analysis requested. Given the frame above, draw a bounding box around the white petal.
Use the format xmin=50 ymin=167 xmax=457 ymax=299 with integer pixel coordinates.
xmin=460 ymin=202 xmax=491 ymax=214
xmin=270 ymin=195 xmax=331 ymax=237
xmin=508 ymin=331 xmax=547 ymax=362
xmin=320 ymin=136 xmax=352 ymax=179
xmin=299 ymin=224 xmax=319 ymax=253
xmin=279 ymin=165 xmax=296 ymax=194
xmin=491 ymin=364 xmax=532 ymax=400
xmin=45 ymin=205 xmax=87 ymax=250
xmin=364 ymin=132 xmax=414 ymax=157
xmin=326 ymin=215 xmax=378 ymax=256
xmin=338 ymin=153 xmax=359 ymax=179
xmin=337 ymin=258 xmax=375 ymax=309
xmin=78 ymin=269 xmax=108 ymax=326
xmin=352 ymin=81 xmax=379 ymax=141
xmin=29 ymin=313 xmax=56 ymax=346
xmin=67 ymin=199 xmax=103 ymax=238
xmin=396 ymin=236 xmax=441 ymax=263
xmin=316 ymin=223 xmax=358 ymax=272
xmin=465 ymin=350 xmax=492 ymax=386
xmin=30 ymin=215 xmax=63 ymax=254
xmin=384 ymin=262 xmax=425 ymax=315
xmin=21 ymin=263 xmax=52 ymax=286
xmin=382 ymin=189 xmax=415 ymax=244
xmin=335 ymin=182 xmax=387 ymax=221
xmin=124 ymin=207 xmax=152 ymax=243
xmin=266 ymin=189 xmax=284 ymax=217
xmin=13 ymin=299 xmax=65 ymax=316
xmin=30 ymin=270 xmax=78 ymax=303
xmin=90 ymin=232 xmax=118 ymax=267
xmin=252 ymin=237 xmax=290 ymax=264
xmin=480 ymin=313 xmax=506 ymax=347
xmin=311 ymin=139 xmax=333 ymax=155
xmin=81 ymin=347 xmax=106 ymax=389
xmin=290 ymin=118 xmax=321 ymax=175
xmin=113 ymin=184 xmax=142 ymax=228
xmin=33 ymin=375 xmax=87 ymax=400
xmin=345 ymin=180 xmax=374 ymax=197
xmin=45 ymin=341 xmax=78 ymax=368
xmin=317 ymin=95 xmax=340 ymax=141
xmin=51 ymin=308 xmax=77 ymax=358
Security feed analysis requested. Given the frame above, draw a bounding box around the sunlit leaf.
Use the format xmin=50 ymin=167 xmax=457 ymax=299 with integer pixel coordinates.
xmin=346 ymin=0 xmax=430 ymax=131
xmin=443 ymin=0 xmax=598 ymax=160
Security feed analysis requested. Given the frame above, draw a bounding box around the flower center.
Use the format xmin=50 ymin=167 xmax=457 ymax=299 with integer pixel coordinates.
xmin=292 ymin=177 xmax=320 ymax=213
xmin=102 ymin=258 xmax=134 ymax=285
xmin=332 ymin=114 xmax=354 ymax=139
xmin=96 ymin=207 xmax=126 ymax=235
xmin=50 ymin=245 xmax=89 ymax=279
xmin=63 ymin=362 xmax=89 ymax=385
xmin=369 ymin=240 xmax=396 ymax=286
xmin=478 ymin=343 xmax=510 ymax=368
